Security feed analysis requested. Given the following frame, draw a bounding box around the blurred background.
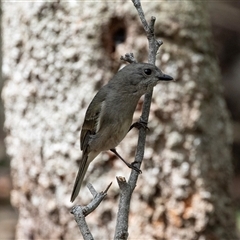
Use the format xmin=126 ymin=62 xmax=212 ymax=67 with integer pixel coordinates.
xmin=0 ymin=1 xmax=240 ymax=239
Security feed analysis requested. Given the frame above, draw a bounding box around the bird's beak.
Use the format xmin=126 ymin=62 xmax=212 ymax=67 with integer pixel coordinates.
xmin=158 ymin=74 xmax=174 ymax=81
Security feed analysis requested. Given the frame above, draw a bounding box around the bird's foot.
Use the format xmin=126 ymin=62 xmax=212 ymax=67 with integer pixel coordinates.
xmin=129 ymin=119 xmax=149 ymax=132
xmin=110 ymin=148 xmax=142 ymax=174
xmin=130 ymin=161 xmax=142 ymax=174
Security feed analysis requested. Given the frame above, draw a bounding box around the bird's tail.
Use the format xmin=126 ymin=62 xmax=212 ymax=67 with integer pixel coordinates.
xmin=70 ymin=154 xmax=90 ymax=202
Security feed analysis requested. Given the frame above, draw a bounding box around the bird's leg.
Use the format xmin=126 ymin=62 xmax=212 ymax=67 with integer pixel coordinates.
xmin=128 ymin=118 xmax=149 ymax=132
xmin=110 ymin=148 xmax=142 ymax=174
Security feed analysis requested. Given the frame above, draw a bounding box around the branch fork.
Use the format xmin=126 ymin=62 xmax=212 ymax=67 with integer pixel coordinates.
xmin=70 ymin=183 xmax=112 ymax=240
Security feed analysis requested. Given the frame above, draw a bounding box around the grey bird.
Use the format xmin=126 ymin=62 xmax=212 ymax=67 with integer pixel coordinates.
xmin=70 ymin=63 xmax=173 ymax=202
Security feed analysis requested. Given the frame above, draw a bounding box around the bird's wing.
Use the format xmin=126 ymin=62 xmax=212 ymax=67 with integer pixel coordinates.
xmin=80 ymin=87 xmax=107 ymax=152
xmin=71 ymin=89 xmax=107 ymax=202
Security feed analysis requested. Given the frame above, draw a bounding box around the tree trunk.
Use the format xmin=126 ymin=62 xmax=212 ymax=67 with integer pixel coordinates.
xmin=2 ymin=1 xmax=237 ymax=239
xmin=0 ymin=0 xmax=5 ymax=162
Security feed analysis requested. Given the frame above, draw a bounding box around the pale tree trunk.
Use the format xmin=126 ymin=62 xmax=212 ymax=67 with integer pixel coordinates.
xmin=2 ymin=1 xmax=237 ymax=239
xmin=0 ymin=0 xmax=5 ymax=161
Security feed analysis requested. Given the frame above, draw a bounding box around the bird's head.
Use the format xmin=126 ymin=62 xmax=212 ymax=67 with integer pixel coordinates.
xmin=110 ymin=63 xmax=173 ymax=96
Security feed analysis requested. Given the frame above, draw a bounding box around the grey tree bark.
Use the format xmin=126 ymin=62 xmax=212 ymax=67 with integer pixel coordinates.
xmin=0 ymin=0 xmax=5 ymax=162
xmin=2 ymin=1 xmax=237 ymax=239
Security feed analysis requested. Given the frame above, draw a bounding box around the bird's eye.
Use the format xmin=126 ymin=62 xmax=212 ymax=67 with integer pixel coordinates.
xmin=144 ymin=69 xmax=152 ymax=75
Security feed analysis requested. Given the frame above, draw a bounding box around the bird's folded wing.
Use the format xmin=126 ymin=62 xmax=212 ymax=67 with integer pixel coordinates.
xmin=80 ymin=87 xmax=107 ymax=152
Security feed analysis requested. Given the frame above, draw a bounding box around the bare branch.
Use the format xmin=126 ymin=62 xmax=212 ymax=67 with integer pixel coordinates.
xmin=71 ymin=206 xmax=94 ymax=240
xmin=149 ymin=16 xmax=156 ymax=32
xmin=71 ymin=183 xmax=112 ymax=239
xmin=120 ymin=53 xmax=137 ymax=64
xmin=114 ymin=177 xmax=132 ymax=240
xmin=132 ymin=0 xmax=150 ymax=34
xmin=115 ymin=0 xmax=163 ymax=238
xmin=103 ymin=181 xmax=113 ymax=194
xmin=72 ymin=1 xmax=164 ymax=239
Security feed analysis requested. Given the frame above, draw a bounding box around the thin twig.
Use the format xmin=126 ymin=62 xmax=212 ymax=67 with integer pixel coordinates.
xmin=71 ymin=183 xmax=111 ymax=239
xmin=129 ymin=0 xmax=162 ymax=189
xmin=114 ymin=0 xmax=162 ymax=238
xmin=120 ymin=53 xmax=137 ymax=63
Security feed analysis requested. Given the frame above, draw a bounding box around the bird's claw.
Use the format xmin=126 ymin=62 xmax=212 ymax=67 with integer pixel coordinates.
xmin=130 ymin=161 xmax=142 ymax=174
xmin=129 ymin=120 xmax=149 ymax=132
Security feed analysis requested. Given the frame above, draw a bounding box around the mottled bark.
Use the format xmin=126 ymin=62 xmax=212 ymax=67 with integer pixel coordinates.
xmin=2 ymin=1 xmax=237 ymax=239
xmin=0 ymin=0 xmax=5 ymax=162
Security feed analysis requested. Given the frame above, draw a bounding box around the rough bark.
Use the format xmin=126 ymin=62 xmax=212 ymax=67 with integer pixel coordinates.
xmin=2 ymin=1 xmax=237 ymax=239
xmin=0 ymin=0 xmax=5 ymax=162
